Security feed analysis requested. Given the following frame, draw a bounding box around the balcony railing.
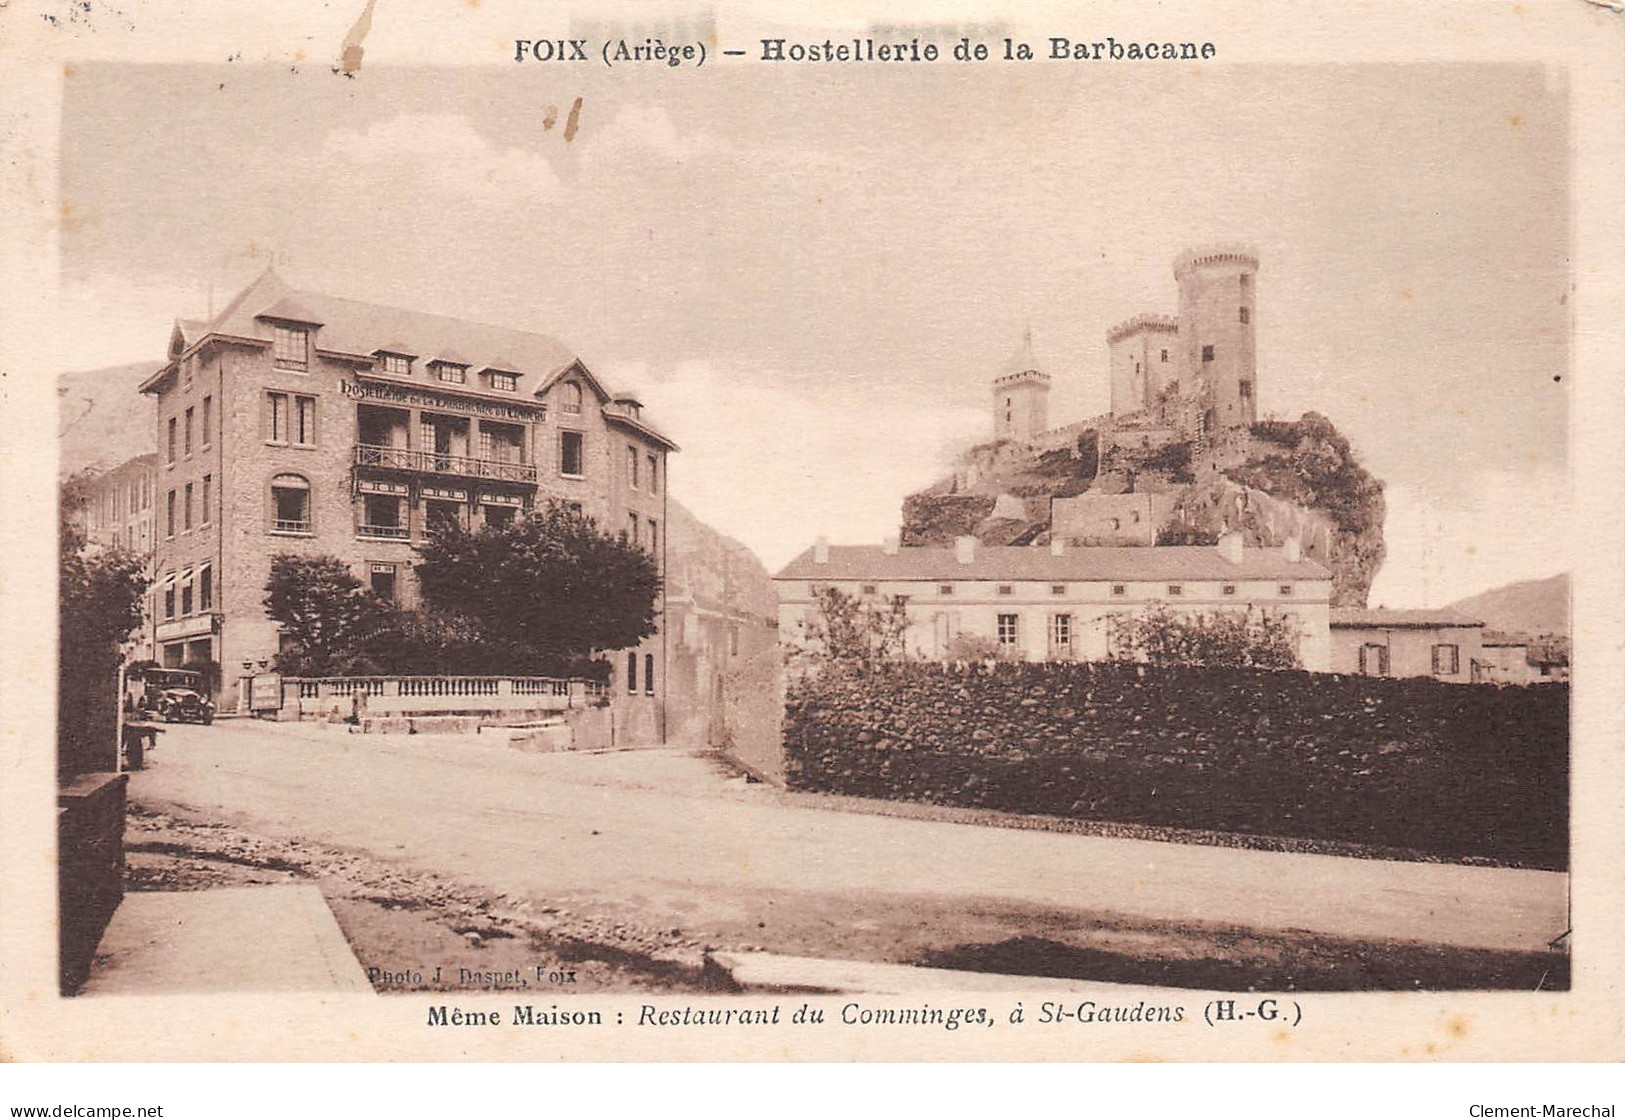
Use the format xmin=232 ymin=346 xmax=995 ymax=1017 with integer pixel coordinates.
xmin=357 ymin=523 xmax=410 ymax=540
xmin=273 ymin=518 xmax=312 ymax=534
xmin=354 ymin=443 xmax=537 ymax=484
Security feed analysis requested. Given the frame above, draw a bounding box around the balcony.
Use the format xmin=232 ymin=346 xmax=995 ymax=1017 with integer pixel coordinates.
xmin=357 ymin=523 xmax=410 ymax=540
xmin=354 ymin=444 xmax=537 ymax=484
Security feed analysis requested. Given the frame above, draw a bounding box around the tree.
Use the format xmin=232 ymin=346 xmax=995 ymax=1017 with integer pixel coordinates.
xmin=413 ymin=501 xmax=661 ymax=666
xmin=59 ymin=472 xmax=150 ymax=776
xmin=794 ymin=586 xmax=911 ymax=674
xmin=263 ymin=553 xmax=389 ymax=676
xmin=1108 ymin=604 xmax=1301 ymax=670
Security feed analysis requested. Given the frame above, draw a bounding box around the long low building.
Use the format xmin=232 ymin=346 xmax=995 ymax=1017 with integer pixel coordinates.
xmin=1329 ymin=608 xmax=1486 ymax=684
xmin=774 ymin=533 xmax=1334 ymax=670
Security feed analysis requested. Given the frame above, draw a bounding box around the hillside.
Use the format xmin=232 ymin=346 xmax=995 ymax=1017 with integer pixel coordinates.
xmin=664 ymin=499 xmax=779 ymax=622
xmin=901 ymin=411 xmax=1386 ymax=607
xmin=58 ymin=360 xmax=160 ymax=476
xmin=1447 ymin=574 xmax=1569 ymax=637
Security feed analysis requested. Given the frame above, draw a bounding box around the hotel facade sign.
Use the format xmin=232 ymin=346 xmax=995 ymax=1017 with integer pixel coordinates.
xmin=339 ymin=378 xmax=541 ymax=422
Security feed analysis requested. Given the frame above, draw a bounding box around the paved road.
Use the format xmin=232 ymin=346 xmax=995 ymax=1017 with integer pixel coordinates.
xmin=129 ymin=720 xmax=1568 ymax=957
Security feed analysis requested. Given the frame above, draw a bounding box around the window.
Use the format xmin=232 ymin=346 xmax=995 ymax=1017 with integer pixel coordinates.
xmin=166 ymin=490 xmax=176 ymax=538
xmin=1222 ymin=584 xmax=1237 ymax=597
xmin=1240 ymin=380 xmax=1253 ymax=400
xmin=1167 ymin=584 xmax=1184 ymax=596
xmin=997 ymin=613 xmax=1020 ymax=647
xmin=729 ymin=624 xmax=741 ymax=657
xmin=644 ymin=653 xmax=655 ymax=696
xmin=997 ymin=584 xmax=1014 ymax=596
xmin=1360 ymin=643 xmax=1390 ymax=677
xmin=562 ymin=382 xmax=583 ymax=415
xmin=273 ymin=325 xmax=309 ymax=371
xmin=1240 ymin=306 xmax=1250 ymax=324
xmin=1202 ymin=345 xmax=1215 ymax=362
xmin=183 ymin=483 xmax=194 ymax=531
xmin=626 ymin=650 xmax=638 ymax=694
xmin=380 ymin=353 xmax=412 ymax=377
xmin=1278 ymin=583 xmax=1293 ymax=596
xmin=1051 ymin=584 xmax=1066 ymax=596
xmin=370 ymin=563 xmax=397 ymax=602
xmin=270 ymin=473 xmax=312 ymax=534
xmin=1111 ymin=584 xmax=1126 ymax=597
xmin=162 ymin=575 xmax=175 ymax=620
xmin=627 ymin=513 xmax=639 ymax=545
xmin=647 ymin=454 xmax=659 ymax=494
xmin=199 ymin=564 xmax=213 ymax=611
xmin=1160 ymin=349 xmax=1169 ymax=363
xmin=184 ymin=407 xmax=194 ymax=456
xmin=1432 ymin=644 xmax=1460 ymax=676
xmin=647 ymin=519 xmax=658 ymax=554
xmin=295 ymin=395 xmax=316 ymax=446
xmin=490 ymin=371 xmax=517 ymax=392
xmin=201 ymin=396 xmax=212 ymax=448
xmin=360 ymin=494 xmax=406 ymax=538
xmin=478 ymin=430 xmax=494 ymax=461
xmin=267 ymin=393 xmax=288 ymax=443
xmin=484 ymin=504 xmax=516 ymax=529
xmin=1051 ymin=613 xmax=1072 ymax=648
xmin=938 ymin=584 xmax=955 ymax=596
xmin=167 ymin=417 xmax=177 ymax=464
xmin=628 ymin=445 xmax=640 ymax=489
xmin=201 ymin=474 xmax=212 ymax=524
xmin=180 ymin=569 xmax=194 ymax=616
xmin=560 ymin=431 xmax=584 ymax=477
xmin=861 ymin=583 xmax=878 ymax=596
xmin=435 ymin=363 xmax=467 ymax=384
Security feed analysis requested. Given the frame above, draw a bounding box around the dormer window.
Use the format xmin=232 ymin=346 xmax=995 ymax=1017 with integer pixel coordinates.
xmin=273 ymin=325 xmax=309 ymax=371
xmin=434 ymin=362 xmax=467 ymax=385
xmin=490 ymin=371 xmax=517 ymax=392
xmin=562 ymin=381 xmax=583 ymax=415
xmin=380 ymin=353 xmax=412 ymax=377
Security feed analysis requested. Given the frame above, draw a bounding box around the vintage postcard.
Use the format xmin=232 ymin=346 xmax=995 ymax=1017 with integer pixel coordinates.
xmin=2 ymin=0 xmax=1622 ymax=1069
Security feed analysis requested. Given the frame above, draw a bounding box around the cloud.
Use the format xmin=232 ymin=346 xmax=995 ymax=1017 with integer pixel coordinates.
xmin=578 ymin=103 xmax=729 ymax=173
xmin=606 ymin=358 xmax=984 ymax=571
xmin=321 ymin=113 xmax=560 ymax=206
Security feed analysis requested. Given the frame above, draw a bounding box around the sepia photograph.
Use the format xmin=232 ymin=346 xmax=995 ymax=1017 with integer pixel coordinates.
xmin=4 ymin=0 xmax=1623 ymax=1075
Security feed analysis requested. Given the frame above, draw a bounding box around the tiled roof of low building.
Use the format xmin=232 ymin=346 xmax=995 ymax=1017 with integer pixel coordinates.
xmin=775 ymin=544 xmax=1331 ymax=582
xmin=1330 ymin=608 xmax=1485 ymax=629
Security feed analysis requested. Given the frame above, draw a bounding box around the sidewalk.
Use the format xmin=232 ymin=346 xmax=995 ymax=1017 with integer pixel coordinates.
xmin=78 ymin=883 xmax=372 ymax=996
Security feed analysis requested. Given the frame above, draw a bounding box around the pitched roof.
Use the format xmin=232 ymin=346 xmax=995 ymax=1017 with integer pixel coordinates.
xmin=199 ymin=269 xmax=578 ymax=395
xmin=775 ymin=544 xmax=1332 ymax=583
xmin=1330 ymin=608 xmax=1485 ymax=630
xmin=997 ymin=327 xmax=1045 ymax=379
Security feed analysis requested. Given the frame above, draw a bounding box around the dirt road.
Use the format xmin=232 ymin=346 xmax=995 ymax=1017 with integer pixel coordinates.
xmin=126 ymin=720 xmax=1569 ymax=989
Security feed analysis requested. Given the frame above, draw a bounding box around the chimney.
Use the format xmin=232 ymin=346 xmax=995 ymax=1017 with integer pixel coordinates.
xmin=814 ymin=536 xmax=829 ymax=565
xmin=1217 ymin=531 xmax=1244 ymax=565
xmin=1050 ymin=537 xmax=1065 ymax=557
xmin=1284 ymin=535 xmax=1302 ymax=563
xmin=954 ymin=535 xmax=978 ymax=565
xmin=882 ymin=534 xmax=900 ymax=556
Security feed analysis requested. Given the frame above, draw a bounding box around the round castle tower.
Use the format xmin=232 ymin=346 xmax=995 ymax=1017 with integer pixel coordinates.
xmin=1174 ymin=245 xmax=1260 ymax=432
xmin=992 ymin=328 xmax=1050 ymax=443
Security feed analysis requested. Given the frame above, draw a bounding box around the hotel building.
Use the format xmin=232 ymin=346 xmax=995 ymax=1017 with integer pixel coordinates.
xmin=140 ymin=271 xmax=677 ymax=728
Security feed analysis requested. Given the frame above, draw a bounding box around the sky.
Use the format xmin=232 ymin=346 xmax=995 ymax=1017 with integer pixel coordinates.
xmin=56 ymin=61 xmax=1570 ymax=606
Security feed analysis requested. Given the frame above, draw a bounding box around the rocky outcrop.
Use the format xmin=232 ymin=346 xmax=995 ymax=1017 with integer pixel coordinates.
xmin=901 ymin=411 xmax=1385 ymax=607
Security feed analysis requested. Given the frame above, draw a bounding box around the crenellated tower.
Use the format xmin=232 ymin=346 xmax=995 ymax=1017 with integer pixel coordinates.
xmin=1174 ymin=245 xmax=1260 ymax=433
xmin=1106 ymin=313 xmax=1181 ymax=421
xmin=992 ymin=328 xmax=1050 ymax=443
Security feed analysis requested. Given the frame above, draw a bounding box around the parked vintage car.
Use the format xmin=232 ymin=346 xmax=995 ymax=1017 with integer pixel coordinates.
xmin=127 ymin=668 xmax=214 ymax=725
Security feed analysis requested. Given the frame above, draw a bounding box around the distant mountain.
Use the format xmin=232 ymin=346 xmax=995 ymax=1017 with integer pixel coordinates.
xmin=1447 ymin=573 xmax=1570 ymax=637
xmin=58 ymin=360 xmax=159 ymax=476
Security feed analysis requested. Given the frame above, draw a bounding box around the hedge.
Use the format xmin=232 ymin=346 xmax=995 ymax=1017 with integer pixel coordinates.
xmin=783 ymin=661 xmax=1567 ymax=869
